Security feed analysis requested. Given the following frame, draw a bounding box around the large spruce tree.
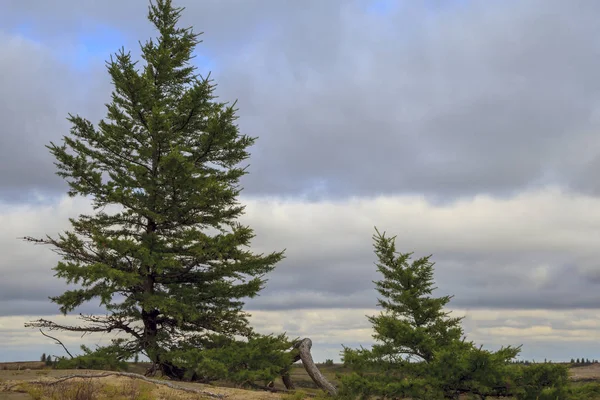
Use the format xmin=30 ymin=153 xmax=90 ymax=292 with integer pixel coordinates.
xmin=23 ymin=0 xmax=284 ymax=380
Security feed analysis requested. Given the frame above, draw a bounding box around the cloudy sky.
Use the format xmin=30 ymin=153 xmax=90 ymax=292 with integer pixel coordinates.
xmin=2 ymin=0 xmax=600 ymax=364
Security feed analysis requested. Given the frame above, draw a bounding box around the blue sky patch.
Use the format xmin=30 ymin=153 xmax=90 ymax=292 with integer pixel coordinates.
xmin=366 ymin=0 xmax=396 ymax=15
xmin=72 ymin=23 xmax=127 ymax=69
xmin=9 ymin=19 xmax=215 ymax=73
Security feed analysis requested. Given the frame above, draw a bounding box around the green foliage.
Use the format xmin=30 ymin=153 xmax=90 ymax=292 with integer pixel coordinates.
xmin=164 ymin=333 xmax=296 ymax=385
xmin=363 ymin=228 xmax=464 ymax=365
xmin=23 ymin=0 xmax=284 ymax=381
xmin=55 ymin=341 xmax=130 ymax=371
xmin=323 ymin=359 xmax=334 ymax=366
xmin=509 ymin=362 xmax=569 ymax=400
xmin=45 ymin=355 xmax=54 ymax=367
xmin=339 ymin=228 xmax=564 ymax=400
xmin=40 ymin=353 xmax=46 ymax=362
xmin=568 ymin=382 xmax=600 ymax=400
xmin=425 ymin=341 xmax=519 ymax=398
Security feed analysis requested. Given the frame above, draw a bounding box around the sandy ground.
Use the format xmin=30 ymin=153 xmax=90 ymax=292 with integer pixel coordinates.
xmin=570 ymin=364 xmax=600 ymax=381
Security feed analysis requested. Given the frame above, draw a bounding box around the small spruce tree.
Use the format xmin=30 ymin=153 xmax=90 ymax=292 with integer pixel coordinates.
xmin=41 ymin=353 xmax=46 ymax=362
xmin=23 ymin=0 xmax=284 ymax=381
xmin=338 ymin=228 xmax=566 ymax=400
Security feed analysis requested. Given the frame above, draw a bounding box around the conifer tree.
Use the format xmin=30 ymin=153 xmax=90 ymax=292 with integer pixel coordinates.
xmin=340 ymin=228 xmax=524 ymax=399
xmin=23 ymin=0 xmax=283 ymax=380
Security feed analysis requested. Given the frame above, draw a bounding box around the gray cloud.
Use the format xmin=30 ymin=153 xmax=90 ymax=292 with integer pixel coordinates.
xmin=2 ymin=1 xmax=600 ymax=201
xmin=0 ymin=31 xmax=112 ymax=202
xmin=4 ymin=190 xmax=600 ymax=318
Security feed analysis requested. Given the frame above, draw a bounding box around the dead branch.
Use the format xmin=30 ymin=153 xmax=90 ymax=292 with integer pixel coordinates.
xmin=25 ymin=314 xmax=142 ymax=340
xmin=9 ymin=371 xmax=227 ymax=399
xmin=39 ymin=330 xmax=74 ymax=359
xmin=294 ymin=338 xmax=338 ymax=396
xmin=26 ymin=318 xmax=109 ymax=334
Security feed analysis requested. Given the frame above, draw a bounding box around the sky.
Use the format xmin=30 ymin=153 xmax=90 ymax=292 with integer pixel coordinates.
xmin=1 ymin=0 xmax=600 ymax=364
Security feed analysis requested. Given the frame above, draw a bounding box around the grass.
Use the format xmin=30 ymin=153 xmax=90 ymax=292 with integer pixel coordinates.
xmin=0 ymin=362 xmax=46 ymax=371
xmin=0 ymin=370 xmax=295 ymax=400
xmin=16 ymin=377 xmax=191 ymax=400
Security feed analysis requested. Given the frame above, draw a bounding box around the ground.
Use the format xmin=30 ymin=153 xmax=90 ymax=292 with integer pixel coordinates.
xmin=1 ymin=361 xmax=599 ymax=399
xmin=0 ymin=363 xmax=290 ymax=400
xmin=571 ymin=364 xmax=600 ymax=381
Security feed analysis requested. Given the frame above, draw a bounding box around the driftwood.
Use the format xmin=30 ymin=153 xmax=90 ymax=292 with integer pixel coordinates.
xmin=292 ymin=338 xmax=338 ymax=396
xmin=9 ymin=371 xmax=227 ymax=399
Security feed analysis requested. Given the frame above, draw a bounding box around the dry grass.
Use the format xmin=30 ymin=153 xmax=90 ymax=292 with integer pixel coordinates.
xmin=571 ymin=364 xmax=600 ymax=381
xmin=0 ymin=371 xmax=295 ymax=400
xmin=0 ymin=362 xmax=46 ymax=371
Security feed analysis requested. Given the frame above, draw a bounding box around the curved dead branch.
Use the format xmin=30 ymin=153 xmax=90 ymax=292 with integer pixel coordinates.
xmin=294 ymin=338 xmax=338 ymax=396
xmin=39 ymin=329 xmax=74 ymax=359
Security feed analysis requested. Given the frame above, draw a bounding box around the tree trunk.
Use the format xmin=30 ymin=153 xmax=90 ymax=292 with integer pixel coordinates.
xmin=159 ymin=359 xmax=200 ymax=381
xmin=280 ymin=350 xmax=301 ymax=390
xmin=281 ymin=370 xmax=295 ymax=390
xmin=294 ymin=338 xmax=338 ymax=396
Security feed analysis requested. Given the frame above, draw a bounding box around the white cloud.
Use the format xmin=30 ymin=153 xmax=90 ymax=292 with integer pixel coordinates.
xmin=2 ymin=188 xmax=600 ymax=361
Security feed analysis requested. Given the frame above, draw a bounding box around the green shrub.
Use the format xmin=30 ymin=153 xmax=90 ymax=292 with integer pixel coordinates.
xmin=568 ymin=382 xmax=600 ymax=400
xmin=164 ymin=332 xmax=296 ymax=385
xmin=510 ymin=362 xmax=570 ymax=400
xmin=55 ymin=341 xmax=130 ymax=371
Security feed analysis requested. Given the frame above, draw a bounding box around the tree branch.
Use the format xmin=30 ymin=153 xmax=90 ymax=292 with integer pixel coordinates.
xmin=25 ymin=315 xmax=142 ymax=341
xmin=39 ymin=329 xmax=74 ymax=359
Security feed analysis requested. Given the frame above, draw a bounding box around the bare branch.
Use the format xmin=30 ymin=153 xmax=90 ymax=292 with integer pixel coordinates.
xmin=39 ymin=329 xmax=74 ymax=359
xmin=25 ymin=315 xmax=142 ymax=340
